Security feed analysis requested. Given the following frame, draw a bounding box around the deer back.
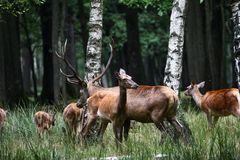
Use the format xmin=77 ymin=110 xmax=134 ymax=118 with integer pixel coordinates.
xmin=201 ymin=88 xmax=240 ymax=116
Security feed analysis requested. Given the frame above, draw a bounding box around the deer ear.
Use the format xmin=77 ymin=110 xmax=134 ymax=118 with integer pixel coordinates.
xmin=114 ymin=72 xmax=120 ymax=79
xmin=197 ymin=81 xmax=205 ymax=88
xmin=119 ymin=68 xmax=126 ymax=75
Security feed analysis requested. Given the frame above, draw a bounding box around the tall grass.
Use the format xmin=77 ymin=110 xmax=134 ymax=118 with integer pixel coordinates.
xmin=1 ymin=103 xmax=240 ymax=159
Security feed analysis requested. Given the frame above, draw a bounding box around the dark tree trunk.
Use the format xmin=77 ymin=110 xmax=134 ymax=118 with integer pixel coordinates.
xmin=125 ymin=7 xmax=145 ymax=84
xmin=21 ymin=44 xmax=32 ymax=95
xmin=184 ymin=0 xmax=206 ymax=86
xmin=22 ymin=14 xmax=38 ymax=100
xmin=205 ymin=0 xmax=222 ymax=90
xmin=64 ymin=4 xmax=78 ymax=97
xmin=78 ymin=0 xmax=88 ymax=56
xmin=0 ymin=13 xmax=24 ymax=105
xmin=40 ymin=0 xmax=54 ymax=103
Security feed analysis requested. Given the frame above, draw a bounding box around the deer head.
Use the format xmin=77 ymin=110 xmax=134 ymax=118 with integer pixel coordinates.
xmin=184 ymin=81 xmax=205 ymax=96
xmin=115 ymin=68 xmax=139 ymax=89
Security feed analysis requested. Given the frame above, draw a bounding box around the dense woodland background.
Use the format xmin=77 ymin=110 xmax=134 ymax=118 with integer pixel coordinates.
xmin=0 ymin=0 xmax=237 ymax=105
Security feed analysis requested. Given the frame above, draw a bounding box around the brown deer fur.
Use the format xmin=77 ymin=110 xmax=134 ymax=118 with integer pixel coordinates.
xmin=0 ymin=108 xmax=7 ymax=130
xmin=63 ymin=103 xmax=83 ymax=138
xmin=185 ymin=81 xmax=240 ymax=128
xmin=56 ymin=42 xmax=185 ymax=143
xmin=82 ymin=69 xmax=138 ymax=145
xmin=34 ymin=111 xmax=55 ymax=138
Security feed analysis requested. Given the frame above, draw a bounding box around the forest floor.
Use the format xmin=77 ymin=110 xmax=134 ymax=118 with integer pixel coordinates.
xmin=1 ymin=102 xmax=240 ymax=160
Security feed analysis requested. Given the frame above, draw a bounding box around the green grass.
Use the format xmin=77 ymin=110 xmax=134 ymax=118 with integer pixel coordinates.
xmin=1 ymin=103 xmax=240 ymax=160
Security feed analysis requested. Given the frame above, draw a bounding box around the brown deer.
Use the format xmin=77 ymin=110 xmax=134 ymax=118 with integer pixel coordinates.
xmin=56 ymin=41 xmax=187 ymax=143
xmin=0 ymin=108 xmax=7 ymax=131
xmin=63 ymin=103 xmax=83 ymax=138
xmin=81 ymin=68 xmax=138 ymax=145
xmin=184 ymin=81 xmax=240 ymax=128
xmin=34 ymin=111 xmax=56 ymax=138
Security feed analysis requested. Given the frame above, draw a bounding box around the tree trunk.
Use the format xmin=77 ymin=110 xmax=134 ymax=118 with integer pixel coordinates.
xmin=78 ymin=0 xmax=89 ymax=56
xmin=82 ymin=0 xmax=103 ymax=140
xmin=22 ymin=14 xmax=38 ymax=100
xmin=184 ymin=0 xmax=206 ymax=87
xmin=64 ymin=3 xmax=78 ymax=97
xmin=52 ymin=0 xmax=61 ymax=103
xmin=164 ymin=0 xmax=187 ymax=95
xmin=0 ymin=13 xmax=24 ymax=105
xmin=232 ymin=1 xmax=240 ymax=88
xmin=21 ymin=43 xmax=32 ymax=96
xmin=40 ymin=0 xmax=54 ymax=103
xmin=84 ymin=0 xmax=103 ymax=85
xmin=125 ymin=7 xmax=145 ymax=84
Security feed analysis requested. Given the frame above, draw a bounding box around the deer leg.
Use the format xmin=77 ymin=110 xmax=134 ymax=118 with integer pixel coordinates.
xmin=112 ymin=122 xmax=122 ymax=148
xmin=98 ymin=120 xmax=108 ymax=142
xmin=207 ymin=114 xmax=214 ymax=129
xmin=212 ymin=116 xmax=219 ymax=128
xmin=167 ymin=118 xmax=183 ymax=141
xmin=81 ymin=114 xmax=97 ymax=141
xmin=123 ymin=120 xmax=130 ymax=141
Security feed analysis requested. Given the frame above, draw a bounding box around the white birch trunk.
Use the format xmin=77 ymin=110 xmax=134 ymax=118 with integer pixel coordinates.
xmin=164 ymin=0 xmax=187 ymax=95
xmin=81 ymin=0 xmax=103 ymax=140
xmin=232 ymin=1 xmax=240 ymax=88
xmin=85 ymin=0 xmax=103 ymax=85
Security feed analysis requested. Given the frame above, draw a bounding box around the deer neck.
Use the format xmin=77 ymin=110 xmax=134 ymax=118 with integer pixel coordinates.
xmin=117 ymin=85 xmax=127 ymax=113
xmin=87 ymin=82 xmax=103 ymax=96
xmin=192 ymin=89 xmax=203 ymax=107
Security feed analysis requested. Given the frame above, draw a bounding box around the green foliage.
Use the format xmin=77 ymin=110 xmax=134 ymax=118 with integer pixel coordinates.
xmin=119 ymin=0 xmax=172 ymax=16
xmin=0 ymin=0 xmax=45 ymax=16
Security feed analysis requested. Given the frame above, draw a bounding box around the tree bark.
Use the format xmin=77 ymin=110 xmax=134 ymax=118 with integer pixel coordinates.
xmin=84 ymin=0 xmax=103 ymax=85
xmin=0 ymin=13 xmax=24 ymax=105
xmin=125 ymin=7 xmax=145 ymax=84
xmin=78 ymin=0 xmax=89 ymax=56
xmin=232 ymin=1 xmax=240 ymax=88
xmin=64 ymin=3 xmax=78 ymax=97
xmin=40 ymin=0 xmax=54 ymax=103
xmin=164 ymin=0 xmax=187 ymax=95
xmin=184 ymin=0 xmax=206 ymax=86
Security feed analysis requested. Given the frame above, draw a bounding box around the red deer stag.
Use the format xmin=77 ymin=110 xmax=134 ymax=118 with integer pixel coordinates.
xmin=0 ymin=108 xmax=7 ymax=131
xmin=184 ymin=82 xmax=240 ymax=128
xmin=63 ymin=103 xmax=83 ymax=138
xmin=81 ymin=68 xmax=138 ymax=145
xmin=34 ymin=111 xmax=56 ymax=138
xmin=56 ymin=41 xmax=187 ymax=143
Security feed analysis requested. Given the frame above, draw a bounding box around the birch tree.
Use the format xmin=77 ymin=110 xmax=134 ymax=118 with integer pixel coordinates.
xmin=232 ymin=1 xmax=240 ymax=88
xmin=82 ymin=0 xmax=103 ymax=139
xmin=85 ymin=0 xmax=103 ymax=85
xmin=163 ymin=0 xmax=187 ymax=95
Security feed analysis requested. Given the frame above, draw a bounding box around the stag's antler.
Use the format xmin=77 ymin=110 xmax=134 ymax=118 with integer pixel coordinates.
xmin=90 ymin=38 xmax=115 ymax=84
xmin=55 ymin=40 xmax=87 ymax=87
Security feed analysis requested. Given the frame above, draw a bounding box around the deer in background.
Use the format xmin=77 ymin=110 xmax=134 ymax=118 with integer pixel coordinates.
xmin=56 ymin=40 xmax=188 ymax=143
xmin=0 ymin=108 xmax=7 ymax=131
xmin=81 ymin=68 xmax=138 ymax=145
xmin=34 ymin=111 xmax=56 ymax=138
xmin=63 ymin=102 xmax=83 ymax=138
xmin=185 ymin=82 xmax=240 ymax=128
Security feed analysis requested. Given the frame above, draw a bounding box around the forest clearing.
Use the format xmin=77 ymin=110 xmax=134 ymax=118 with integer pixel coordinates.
xmin=1 ymin=0 xmax=240 ymax=159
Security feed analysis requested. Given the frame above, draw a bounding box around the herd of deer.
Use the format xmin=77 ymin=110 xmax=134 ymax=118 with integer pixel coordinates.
xmin=1 ymin=43 xmax=240 ymax=147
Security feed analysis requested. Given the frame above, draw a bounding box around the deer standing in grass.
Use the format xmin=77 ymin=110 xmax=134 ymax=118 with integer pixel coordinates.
xmin=184 ymin=82 xmax=240 ymax=128
xmin=34 ymin=111 xmax=56 ymax=138
xmin=56 ymin=41 xmax=187 ymax=144
xmin=0 ymin=108 xmax=7 ymax=131
xmin=63 ymin=103 xmax=83 ymax=138
xmin=82 ymin=69 xmax=138 ymax=145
